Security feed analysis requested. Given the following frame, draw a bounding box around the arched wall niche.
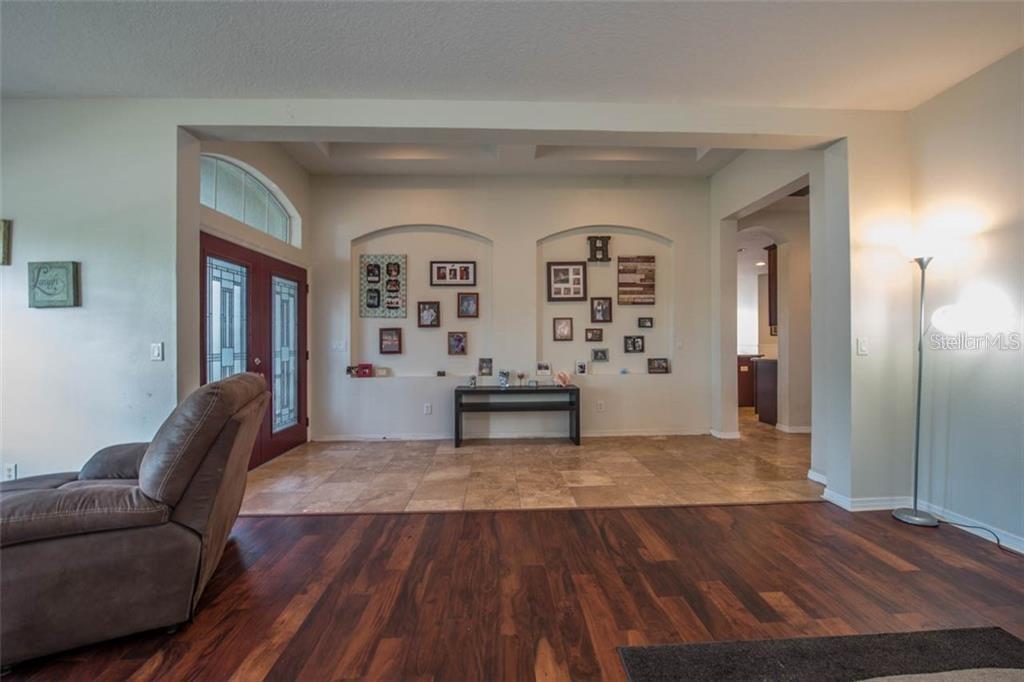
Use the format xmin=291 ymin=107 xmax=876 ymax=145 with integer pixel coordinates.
xmin=535 ymin=224 xmax=675 ymax=375
xmin=350 ymin=224 xmax=493 ymax=376
xmin=352 ymin=223 xmax=494 ymax=246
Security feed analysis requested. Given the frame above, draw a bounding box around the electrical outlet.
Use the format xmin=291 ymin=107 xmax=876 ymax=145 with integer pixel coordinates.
xmin=3 ymin=463 xmax=17 ymax=481
xmin=150 ymin=342 xmax=164 ymax=361
xmin=423 ymin=402 xmax=432 ymax=416
xmin=596 ymin=400 xmax=606 ymax=413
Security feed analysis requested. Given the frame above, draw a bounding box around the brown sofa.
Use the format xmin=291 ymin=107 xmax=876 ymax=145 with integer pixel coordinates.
xmin=0 ymin=373 xmax=269 ymax=667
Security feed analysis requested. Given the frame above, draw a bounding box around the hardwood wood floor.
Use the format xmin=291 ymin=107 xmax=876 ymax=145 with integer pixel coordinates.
xmin=9 ymin=503 xmax=1023 ymax=681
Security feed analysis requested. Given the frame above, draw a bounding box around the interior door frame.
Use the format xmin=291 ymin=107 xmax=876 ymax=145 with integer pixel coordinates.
xmin=199 ymin=231 xmax=308 ymax=468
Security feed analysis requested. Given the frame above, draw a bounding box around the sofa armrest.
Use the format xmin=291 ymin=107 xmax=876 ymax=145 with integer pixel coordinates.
xmin=0 ymin=483 xmax=170 ymax=547
xmin=79 ymin=442 xmax=149 ymax=480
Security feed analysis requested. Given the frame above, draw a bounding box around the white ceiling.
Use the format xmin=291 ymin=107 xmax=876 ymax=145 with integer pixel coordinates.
xmin=191 ymin=126 xmax=835 ymax=177
xmin=3 ymin=2 xmax=1021 ymax=110
xmin=279 ymin=140 xmax=745 ymax=176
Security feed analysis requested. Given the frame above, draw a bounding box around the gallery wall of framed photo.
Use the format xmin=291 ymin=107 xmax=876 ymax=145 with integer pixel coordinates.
xmin=349 ymin=226 xmax=492 ymax=376
xmin=310 ymin=175 xmax=710 ymax=440
xmin=537 ymin=227 xmax=673 ymax=376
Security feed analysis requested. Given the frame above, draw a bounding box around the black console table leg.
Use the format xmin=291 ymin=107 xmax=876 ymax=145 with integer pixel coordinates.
xmin=571 ymin=398 xmax=581 ymax=445
xmin=454 ymin=400 xmax=463 ymax=448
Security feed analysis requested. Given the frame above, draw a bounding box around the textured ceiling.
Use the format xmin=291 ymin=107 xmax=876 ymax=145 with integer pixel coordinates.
xmin=3 ymin=1 xmax=1021 ymax=109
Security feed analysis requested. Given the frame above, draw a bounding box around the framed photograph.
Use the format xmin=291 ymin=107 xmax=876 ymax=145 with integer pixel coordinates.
xmin=379 ymin=327 xmax=402 ymax=354
xmin=1 ymin=219 xmax=11 ymax=266
xmin=448 ymin=331 xmax=468 ymax=355
xmin=360 ymin=254 xmax=406 ymax=318
xmin=618 ymin=256 xmax=655 ymax=305
xmin=591 ymin=348 xmax=609 ymax=362
xmin=430 ymin=260 xmax=476 ymax=287
xmin=28 ymin=261 xmax=81 ymax=308
xmin=546 ymin=261 xmax=587 ymax=301
xmin=638 ymin=317 xmax=654 ymax=328
xmin=585 ymin=328 xmax=603 ymax=342
xmin=498 ymin=370 xmax=511 ymax=388
xmin=648 ymin=358 xmax=671 ymax=374
xmin=575 ymin=360 xmax=588 ymax=375
xmin=457 ymin=292 xmax=479 ymax=318
xmin=624 ymin=335 xmax=645 ymax=353
xmin=587 ymin=235 xmax=611 ymax=263
xmin=553 ymin=317 xmax=574 ymax=341
xmin=478 ymin=357 xmax=493 ymax=376
xmin=590 ymin=296 xmax=613 ymax=323
xmin=418 ymin=301 xmax=440 ymax=328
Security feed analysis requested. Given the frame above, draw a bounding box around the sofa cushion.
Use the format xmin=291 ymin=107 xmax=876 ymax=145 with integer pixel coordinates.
xmin=139 ymin=373 xmax=265 ymax=506
xmin=79 ymin=442 xmax=148 ymax=480
xmin=0 ymin=473 xmax=79 ymax=493
xmin=0 ymin=483 xmax=170 ymax=547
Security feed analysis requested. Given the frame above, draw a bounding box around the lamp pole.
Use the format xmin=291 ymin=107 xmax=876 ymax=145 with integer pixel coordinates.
xmin=893 ymin=256 xmax=939 ymax=527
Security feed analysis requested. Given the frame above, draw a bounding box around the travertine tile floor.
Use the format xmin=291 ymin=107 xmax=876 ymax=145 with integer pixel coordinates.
xmin=240 ymin=408 xmax=822 ymax=514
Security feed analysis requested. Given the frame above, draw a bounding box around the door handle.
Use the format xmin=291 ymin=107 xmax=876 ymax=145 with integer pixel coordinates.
xmin=253 ymin=357 xmax=262 ymax=366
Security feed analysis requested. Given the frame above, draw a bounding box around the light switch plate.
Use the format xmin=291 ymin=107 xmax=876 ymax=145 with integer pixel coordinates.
xmin=856 ymin=337 xmax=869 ymax=356
xmin=150 ymin=342 xmax=164 ymax=361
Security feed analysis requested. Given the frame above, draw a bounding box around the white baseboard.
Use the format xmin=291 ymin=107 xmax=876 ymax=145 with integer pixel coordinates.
xmin=314 ymin=428 xmax=705 ymax=442
xmin=918 ymin=500 xmax=1024 ymax=555
xmin=710 ymin=430 xmax=741 ymax=439
xmin=821 ymin=489 xmax=912 ymax=512
xmin=776 ymin=423 xmax=812 ymax=434
xmin=806 ymin=468 xmax=827 ymax=485
xmin=820 ymin=491 xmax=1023 ymax=555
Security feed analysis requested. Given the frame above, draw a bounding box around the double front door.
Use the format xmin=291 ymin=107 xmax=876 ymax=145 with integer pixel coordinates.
xmin=200 ymin=232 xmax=308 ymax=468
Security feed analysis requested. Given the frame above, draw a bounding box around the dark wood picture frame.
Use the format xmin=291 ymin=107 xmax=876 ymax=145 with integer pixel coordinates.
xmin=448 ymin=331 xmax=468 ymax=355
xmin=585 ymin=328 xmax=603 ymax=342
xmin=379 ymin=327 xmax=403 ymax=354
xmin=430 ymin=260 xmax=477 ymax=287
xmin=638 ymin=317 xmax=653 ymax=328
xmin=546 ymin=261 xmax=587 ymax=302
xmin=647 ymin=358 xmax=671 ymax=374
xmin=417 ymin=301 xmax=441 ymax=328
xmin=590 ymin=296 xmax=613 ymax=323
xmin=457 ymin=292 xmax=479 ymax=318
xmin=553 ymin=317 xmax=574 ymax=341
xmin=624 ymin=335 xmax=645 ymax=353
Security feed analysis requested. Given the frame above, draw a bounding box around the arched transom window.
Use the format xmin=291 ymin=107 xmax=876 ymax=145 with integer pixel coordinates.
xmin=200 ymin=154 xmax=298 ymax=245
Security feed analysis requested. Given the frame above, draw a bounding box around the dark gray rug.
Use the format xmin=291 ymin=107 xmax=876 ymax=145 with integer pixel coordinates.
xmin=619 ymin=627 xmax=1024 ymax=682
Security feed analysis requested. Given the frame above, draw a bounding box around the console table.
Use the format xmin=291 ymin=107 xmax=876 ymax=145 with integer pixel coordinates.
xmin=454 ymin=385 xmax=580 ymax=447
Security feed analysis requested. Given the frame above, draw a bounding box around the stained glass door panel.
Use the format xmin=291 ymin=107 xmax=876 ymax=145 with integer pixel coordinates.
xmin=205 ymin=257 xmax=248 ymax=382
xmin=271 ymin=275 xmax=299 ymax=432
xmin=200 ymin=232 xmax=307 ymax=469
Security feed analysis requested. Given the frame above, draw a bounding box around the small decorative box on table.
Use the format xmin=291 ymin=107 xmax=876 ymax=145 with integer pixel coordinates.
xmin=454 ymin=385 xmax=581 ymax=448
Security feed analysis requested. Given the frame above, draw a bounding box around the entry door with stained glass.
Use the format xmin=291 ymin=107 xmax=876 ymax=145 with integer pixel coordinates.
xmin=200 ymin=232 xmax=308 ymax=469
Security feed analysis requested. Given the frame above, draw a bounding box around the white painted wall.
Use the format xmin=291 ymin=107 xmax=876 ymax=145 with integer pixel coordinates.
xmin=757 ymin=274 xmax=777 ymax=358
xmin=309 ymin=175 xmax=710 ymax=439
xmin=739 ymin=209 xmax=812 ymax=431
xmin=737 ymin=270 xmax=759 ymax=355
xmin=2 ymin=102 xmax=179 ymax=477
xmin=908 ymin=50 xmax=1023 ymax=543
xmin=0 ymin=92 xmax=947 ymax=486
xmin=709 ymin=131 xmax=916 ymax=499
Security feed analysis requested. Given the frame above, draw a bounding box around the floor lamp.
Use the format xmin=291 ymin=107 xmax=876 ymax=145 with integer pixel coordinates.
xmin=892 ymin=256 xmax=939 ymax=527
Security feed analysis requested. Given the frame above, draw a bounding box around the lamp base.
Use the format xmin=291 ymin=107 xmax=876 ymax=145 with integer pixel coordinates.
xmin=892 ymin=507 xmax=939 ymax=527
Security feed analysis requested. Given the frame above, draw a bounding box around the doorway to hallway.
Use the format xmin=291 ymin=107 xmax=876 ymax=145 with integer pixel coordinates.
xmin=200 ymin=231 xmax=308 ymax=468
